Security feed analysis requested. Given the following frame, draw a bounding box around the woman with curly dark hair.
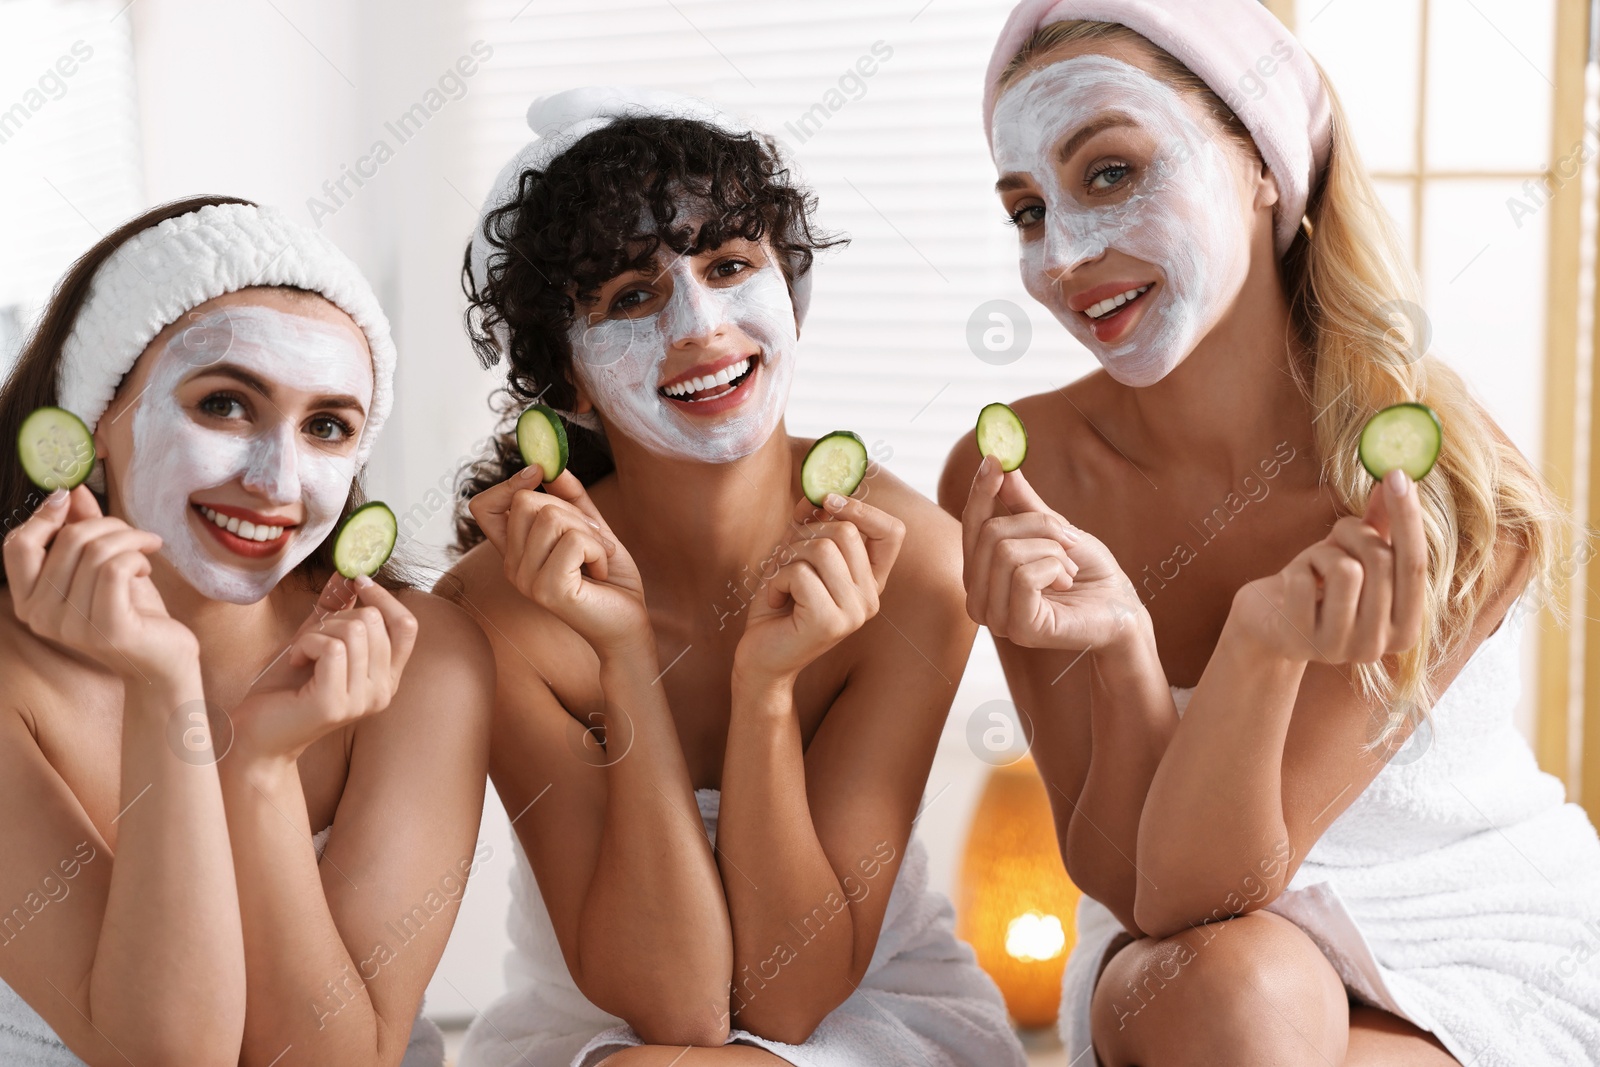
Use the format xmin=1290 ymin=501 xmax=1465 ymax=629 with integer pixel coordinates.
xmin=443 ymin=88 xmax=1025 ymax=1067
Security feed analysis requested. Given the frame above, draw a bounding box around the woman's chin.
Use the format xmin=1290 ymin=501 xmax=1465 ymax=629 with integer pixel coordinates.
xmin=181 ymin=569 xmax=278 ymax=605
xmin=1099 ymin=356 xmax=1180 ymax=388
xmin=172 ymin=539 xmax=296 ymax=605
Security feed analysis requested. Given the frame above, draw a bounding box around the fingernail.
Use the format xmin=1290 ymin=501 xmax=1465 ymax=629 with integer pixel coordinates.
xmin=354 ymin=574 xmax=374 ymax=588
xmin=1385 ymin=468 xmax=1410 ymax=497
xmin=519 ymin=465 xmax=538 ymax=481
xmin=825 ymin=493 xmax=846 ymax=510
xmin=44 ymin=489 xmax=67 ymax=508
xmin=979 ymin=454 xmax=993 ymax=475
xmin=1061 ymin=523 xmax=1079 ymax=542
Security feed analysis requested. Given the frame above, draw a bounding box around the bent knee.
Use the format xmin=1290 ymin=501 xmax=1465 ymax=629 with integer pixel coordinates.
xmin=1092 ymin=912 xmax=1348 ymax=1066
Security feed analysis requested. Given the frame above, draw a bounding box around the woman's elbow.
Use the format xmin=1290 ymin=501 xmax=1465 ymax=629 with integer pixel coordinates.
xmin=623 ymin=995 xmax=732 ymax=1048
xmin=735 ymin=1005 xmax=825 ymax=1048
xmin=1064 ymin=851 xmax=1138 ymax=934
xmin=576 ymin=964 xmax=731 ymax=1047
xmin=733 ymin=977 xmax=857 ymax=1047
xmin=1133 ymin=875 xmax=1287 ymax=940
xmin=633 ymin=1017 xmax=731 ymax=1048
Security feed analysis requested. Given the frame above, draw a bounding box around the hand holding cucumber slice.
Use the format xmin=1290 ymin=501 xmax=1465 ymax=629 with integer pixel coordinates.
xmin=18 ymin=406 xmax=96 ymax=491
xmin=976 ymin=402 xmax=1028 ymax=472
xmin=517 ymin=404 xmax=569 ymax=483
xmin=332 ymin=501 xmax=398 ymax=579
xmin=1359 ymin=402 xmax=1442 ymax=481
xmin=801 ymin=431 xmax=868 ymax=506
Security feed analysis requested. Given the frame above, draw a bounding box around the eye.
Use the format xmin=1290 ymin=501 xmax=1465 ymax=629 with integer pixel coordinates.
xmin=306 ymin=414 xmax=354 ymax=442
xmin=612 ymin=286 xmax=654 ymax=313
xmin=1085 ymin=161 xmax=1132 ymax=193
xmin=711 ymin=257 xmax=752 ymax=280
xmin=198 ymin=392 xmax=247 ymax=420
xmin=1005 ymin=204 xmax=1046 ymax=230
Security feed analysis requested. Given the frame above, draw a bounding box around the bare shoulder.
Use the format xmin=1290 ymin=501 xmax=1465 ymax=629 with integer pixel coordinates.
xmin=433 ymin=540 xmax=593 ymax=701
xmin=873 ymin=461 xmax=966 ymax=613
xmin=0 ymin=588 xmax=85 ymax=726
xmin=936 ymin=374 xmax=1120 ymax=519
xmin=433 ymin=540 xmax=540 ymax=646
xmin=335 ymin=585 xmax=496 ymax=754
xmin=391 ymin=585 xmax=495 ymax=678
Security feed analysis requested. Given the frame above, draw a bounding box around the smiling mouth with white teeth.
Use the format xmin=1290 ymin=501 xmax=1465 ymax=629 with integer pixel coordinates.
xmin=195 ymin=504 xmax=290 ymax=543
xmin=1083 ymin=284 xmax=1154 ymax=320
xmin=658 ymin=355 xmax=758 ymax=403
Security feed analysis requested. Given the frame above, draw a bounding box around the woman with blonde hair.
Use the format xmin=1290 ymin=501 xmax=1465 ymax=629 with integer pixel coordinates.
xmin=941 ymin=1 xmax=1600 ymax=1064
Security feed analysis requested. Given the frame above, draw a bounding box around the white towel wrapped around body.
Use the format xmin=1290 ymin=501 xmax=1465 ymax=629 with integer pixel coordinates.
xmin=1059 ymin=603 xmax=1600 ymax=1066
xmin=0 ymin=981 xmax=87 ymax=1067
xmin=458 ymin=788 xmax=1026 ymax=1067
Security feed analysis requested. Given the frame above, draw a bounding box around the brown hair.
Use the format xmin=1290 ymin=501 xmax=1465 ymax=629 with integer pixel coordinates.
xmin=0 ymin=194 xmax=411 ymax=591
xmin=997 ymin=22 xmax=1572 ymax=734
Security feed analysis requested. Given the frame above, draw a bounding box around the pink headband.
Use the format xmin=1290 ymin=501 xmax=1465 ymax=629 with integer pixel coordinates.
xmin=982 ymin=0 xmax=1333 ymax=257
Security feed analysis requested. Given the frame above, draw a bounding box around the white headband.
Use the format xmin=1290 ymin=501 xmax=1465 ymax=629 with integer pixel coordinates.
xmin=983 ymin=0 xmax=1333 ymax=258
xmin=58 ymin=201 xmax=396 ymax=468
xmin=468 ymin=86 xmax=813 ymax=433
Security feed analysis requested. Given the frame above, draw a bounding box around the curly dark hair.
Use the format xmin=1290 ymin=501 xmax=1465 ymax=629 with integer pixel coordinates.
xmin=452 ymin=114 xmax=845 ymax=552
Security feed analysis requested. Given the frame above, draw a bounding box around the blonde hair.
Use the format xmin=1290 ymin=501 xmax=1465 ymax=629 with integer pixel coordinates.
xmin=999 ymin=21 xmax=1574 ymax=738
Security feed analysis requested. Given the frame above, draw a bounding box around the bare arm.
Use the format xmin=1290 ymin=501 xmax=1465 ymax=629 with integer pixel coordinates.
xmin=221 ymin=587 xmax=491 ymax=1067
xmin=1133 ymin=471 xmax=1518 ymax=935
xmin=717 ymin=491 xmax=964 ymax=1044
xmin=452 ymin=468 xmax=734 ymax=1046
xmin=938 ymin=437 xmax=1176 ymax=933
xmin=0 ymin=486 xmax=245 ymax=1066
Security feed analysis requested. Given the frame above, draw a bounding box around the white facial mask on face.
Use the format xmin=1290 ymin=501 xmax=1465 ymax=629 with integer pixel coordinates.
xmin=120 ymin=304 xmax=374 ymax=604
xmin=567 ymin=253 xmax=797 ymax=463
xmin=991 ymin=55 xmax=1254 ymax=386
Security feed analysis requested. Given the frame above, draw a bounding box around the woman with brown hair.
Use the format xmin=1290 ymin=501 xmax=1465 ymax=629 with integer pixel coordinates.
xmin=0 ymin=196 xmax=492 ymax=1067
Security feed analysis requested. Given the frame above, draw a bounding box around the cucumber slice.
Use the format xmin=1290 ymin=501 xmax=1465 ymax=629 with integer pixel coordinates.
xmin=18 ymin=406 xmax=96 ymax=491
xmin=976 ymin=402 xmax=1028 ymax=472
xmin=332 ymin=501 xmax=397 ymax=578
xmin=801 ymin=430 xmax=869 ymax=506
xmin=1359 ymin=402 xmax=1442 ymax=481
xmin=516 ymin=404 xmax=568 ymax=482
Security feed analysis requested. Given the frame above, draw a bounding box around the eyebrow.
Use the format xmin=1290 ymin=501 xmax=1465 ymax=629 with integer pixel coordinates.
xmin=191 ymin=363 xmax=367 ymax=415
xmin=994 ymin=112 xmax=1141 ymax=192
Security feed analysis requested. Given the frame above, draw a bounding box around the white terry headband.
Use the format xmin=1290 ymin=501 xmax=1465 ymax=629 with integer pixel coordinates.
xmin=468 ymin=85 xmax=814 ymax=433
xmin=58 ymin=201 xmax=396 ymax=468
xmin=983 ymin=0 xmax=1334 ymax=258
